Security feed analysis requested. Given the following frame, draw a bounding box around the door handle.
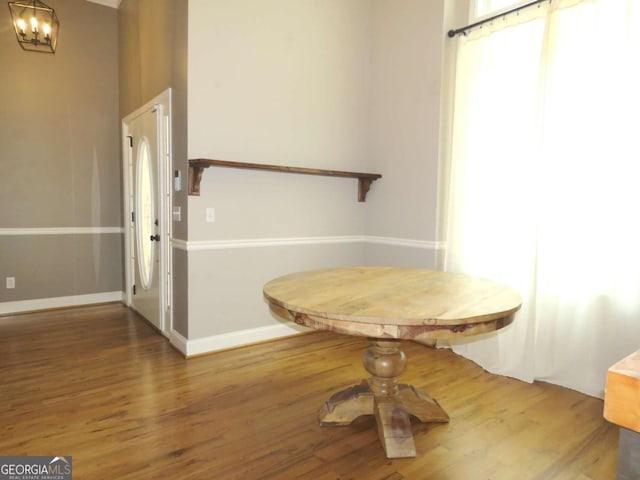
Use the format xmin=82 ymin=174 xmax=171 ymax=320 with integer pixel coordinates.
xmin=150 ymin=234 xmax=160 ymax=242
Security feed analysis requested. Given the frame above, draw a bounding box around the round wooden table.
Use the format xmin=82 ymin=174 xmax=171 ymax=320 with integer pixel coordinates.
xmin=263 ymin=267 xmax=522 ymax=458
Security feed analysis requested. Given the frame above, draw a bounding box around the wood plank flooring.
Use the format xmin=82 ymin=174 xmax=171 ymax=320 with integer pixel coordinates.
xmin=0 ymin=304 xmax=618 ymax=479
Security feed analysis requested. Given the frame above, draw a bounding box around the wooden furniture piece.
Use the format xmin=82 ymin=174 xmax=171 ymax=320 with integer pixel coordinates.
xmin=188 ymin=158 xmax=382 ymax=202
xmin=604 ymin=350 xmax=640 ymax=480
xmin=263 ymin=266 xmax=522 ymax=458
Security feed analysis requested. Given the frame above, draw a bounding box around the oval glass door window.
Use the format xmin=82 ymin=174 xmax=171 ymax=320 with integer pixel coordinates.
xmin=135 ymin=138 xmax=155 ymax=290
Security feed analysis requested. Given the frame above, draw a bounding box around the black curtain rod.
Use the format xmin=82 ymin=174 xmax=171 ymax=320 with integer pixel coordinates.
xmin=447 ymin=0 xmax=549 ymax=38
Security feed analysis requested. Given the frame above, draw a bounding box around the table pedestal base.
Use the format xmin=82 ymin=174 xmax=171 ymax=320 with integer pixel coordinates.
xmin=318 ymin=339 xmax=449 ymax=458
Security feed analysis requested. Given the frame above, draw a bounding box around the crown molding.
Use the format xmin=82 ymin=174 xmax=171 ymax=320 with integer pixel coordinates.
xmin=86 ymin=0 xmax=121 ymax=9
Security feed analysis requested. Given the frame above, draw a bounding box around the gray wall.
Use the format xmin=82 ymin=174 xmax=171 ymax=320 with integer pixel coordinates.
xmin=185 ymin=0 xmax=449 ymax=341
xmin=366 ymin=0 xmax=444 ymax=241
xmin=1 ymin=0 xmax=452 ymax=346
xmin=365 ymin=0 xmax=448 ymax=268
xmin=118 ymin=0 xmax=189 ymax=335
xmin=0 ymin=0 xmax=121 ymax=305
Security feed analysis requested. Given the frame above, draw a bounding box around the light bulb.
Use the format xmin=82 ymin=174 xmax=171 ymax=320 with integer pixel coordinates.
xmin=42 ymin=23 xmax=51 ymax=38
xmin=30 ymin=16 xmax=38 ymax=33
xmin=16 ymin=18 xmax=27 ymax=34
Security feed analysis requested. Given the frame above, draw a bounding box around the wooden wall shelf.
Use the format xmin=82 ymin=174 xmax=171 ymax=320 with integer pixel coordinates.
xmin=188 ymin=159 xmax=382 ymax=202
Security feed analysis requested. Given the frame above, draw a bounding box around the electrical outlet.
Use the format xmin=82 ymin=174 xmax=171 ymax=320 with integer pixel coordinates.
xmin=6 ymin=277 xmax=15 ymax=289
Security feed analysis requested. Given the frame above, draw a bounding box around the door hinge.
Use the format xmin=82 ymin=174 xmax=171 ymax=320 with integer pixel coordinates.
xmin=131 ymin=211 xmax=135 ymax=223
xmin=127 ymin=135 xmax=133 ymax=147
xmin=132 ymin=284 xmax=136 ymax=295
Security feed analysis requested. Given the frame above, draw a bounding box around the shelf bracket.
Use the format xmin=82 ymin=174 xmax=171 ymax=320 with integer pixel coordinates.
xmin=358 ymin=178 xmax=375 ymax=203
xmin=188 ymin=163 xmax=207 ymax=196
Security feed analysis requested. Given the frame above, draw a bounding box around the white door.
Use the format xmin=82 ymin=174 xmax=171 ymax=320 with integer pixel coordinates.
xmin=129 ymin=108 xmax=161 ymax=328
xmin=123 ymin=89 xmax=173 ymax=336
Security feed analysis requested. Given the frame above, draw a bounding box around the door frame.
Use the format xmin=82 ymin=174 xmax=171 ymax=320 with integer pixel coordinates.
xmin=122 ymin=88 xmax=173 ymax=336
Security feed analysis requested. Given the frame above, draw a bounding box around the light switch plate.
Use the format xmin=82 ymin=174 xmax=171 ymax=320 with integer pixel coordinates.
xmin=172 ymin=206 xmax=181 ymax=222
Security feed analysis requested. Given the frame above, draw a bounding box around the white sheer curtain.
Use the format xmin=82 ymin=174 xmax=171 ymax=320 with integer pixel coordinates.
xmin=445 ymin=0 xmax=640 ymax=397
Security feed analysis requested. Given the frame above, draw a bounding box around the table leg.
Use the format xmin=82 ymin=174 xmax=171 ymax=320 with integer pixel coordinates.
xmin=318 ymin=338 xmax=449 ymax=458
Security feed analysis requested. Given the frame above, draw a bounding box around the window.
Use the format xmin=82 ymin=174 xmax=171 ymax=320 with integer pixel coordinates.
xmin=135 ymin=138 xmax=155 ymax=290
xmin=448 ymin=0 xmax=640 ymax=396
xmin=472 ymin=0 xmax=533 ymax=20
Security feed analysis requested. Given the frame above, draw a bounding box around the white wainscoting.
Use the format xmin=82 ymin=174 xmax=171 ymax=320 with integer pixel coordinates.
xmin=0 ymin=227 xmax=125 ymax=315
xmin=169 ymin=235 xmax=444 ymax=357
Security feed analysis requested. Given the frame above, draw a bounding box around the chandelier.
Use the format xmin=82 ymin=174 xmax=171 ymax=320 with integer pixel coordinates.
xmin=8 ymin=0 xmax=59 ymax=53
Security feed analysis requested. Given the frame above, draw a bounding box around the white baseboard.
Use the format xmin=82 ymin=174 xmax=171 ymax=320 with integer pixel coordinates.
xmin=169 ymin=322 xmax=311 ymax=357
xmin=169 ymin=329 xmax=188 ymax=354
xmin=0 ymin=291 xmax=124 ymax=315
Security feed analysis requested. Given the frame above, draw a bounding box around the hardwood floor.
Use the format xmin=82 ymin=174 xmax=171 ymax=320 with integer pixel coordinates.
xmin=0 ymin=304 xmax=618 ymax=479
